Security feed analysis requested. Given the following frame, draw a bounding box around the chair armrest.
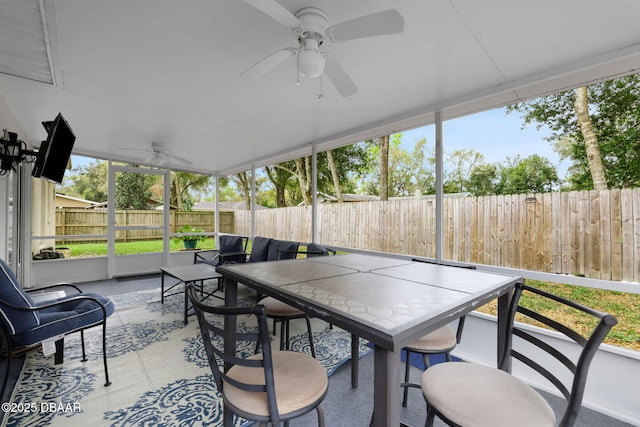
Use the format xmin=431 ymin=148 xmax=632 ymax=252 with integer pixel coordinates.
xmin=0 ymin=293 xmax=108 ymax=314
xmin=194 ymin=249 xmax=221 ymax=264
xmin=26 ymin=283 xmax=83 ymax=294
xmin=218 ymin=251 xmax=248 ymax=263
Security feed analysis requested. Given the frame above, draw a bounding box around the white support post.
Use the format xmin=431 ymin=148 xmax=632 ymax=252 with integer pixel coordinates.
xmin=435 ymin=111 xmax=444 ymax=263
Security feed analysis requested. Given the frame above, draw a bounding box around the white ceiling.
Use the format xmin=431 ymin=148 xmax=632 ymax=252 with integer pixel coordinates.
xmin=1 ymin=0 xmax=640 ymax=175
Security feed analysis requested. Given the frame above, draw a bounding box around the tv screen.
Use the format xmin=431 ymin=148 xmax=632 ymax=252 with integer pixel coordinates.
xmin=32 ymin=113 xmax=75 ymax=184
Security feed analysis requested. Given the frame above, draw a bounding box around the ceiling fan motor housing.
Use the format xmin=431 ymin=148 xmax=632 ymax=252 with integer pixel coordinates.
xmin=295 ymin=8 xmax=329 ymax=41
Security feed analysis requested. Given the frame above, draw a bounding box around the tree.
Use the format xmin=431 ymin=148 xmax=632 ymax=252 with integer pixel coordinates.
xmin=61 ymin=160 xmax=108 ymax=202
xmin=497 ymin=155 xmax=560 ymax=195
xmin=466 ymin=163 xmax=499 ymax=196
xmin=234 ymin=172 xmax=252 ymax=210
xmin=293 ymin=157 xmax=313 ymax=205
xmin=260 ymin=144 xmax=370 ymax=207
xmin=264 ymin=163 xmax=294 ymax=207
xmin=444 ymin=149 xmax=485 ymax=193
xmin=507 ymin=74 xmax=640 ymax=189
xmin=114 ymin=167 xmax=154 ymax=209
xmin=169 ymin=172 xmax=212 ymax=210
xmin=316 ymin=144 xmax=370 ymax=199
xmin=325 ymin=149 xmax=343 ymax=202
xmin=360 ymin=135 xmax=435 ymax=197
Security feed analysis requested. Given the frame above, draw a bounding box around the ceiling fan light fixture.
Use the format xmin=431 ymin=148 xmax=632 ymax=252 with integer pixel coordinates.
xmin=150 ymin=151 xmax=166 ymax=166
xmin=299 ymin=40 xmax=325 ymax=78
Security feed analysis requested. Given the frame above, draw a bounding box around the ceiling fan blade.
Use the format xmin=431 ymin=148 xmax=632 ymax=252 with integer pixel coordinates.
xmin=325 ymin=9 xmax=405 ymax=42
xmin=241 ymin=48 xmax=297 ymax=80
xmin=169 ymin=153 xmax=193 ymax=166
xmin=243 ymin=0 xmax=301 ymax=29
xmin=324 ymin=57 xmax=358 ymax=97
xmin=116 ymin=146 xmax=149 ymax=152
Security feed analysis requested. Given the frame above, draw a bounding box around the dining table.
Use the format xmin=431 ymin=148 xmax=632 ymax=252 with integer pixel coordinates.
xmin=216 ymin=253 xmax=522 ymax=427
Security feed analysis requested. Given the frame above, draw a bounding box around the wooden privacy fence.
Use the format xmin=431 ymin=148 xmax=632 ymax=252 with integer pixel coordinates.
xmin=234 ymin=189 xmax=640 ymax=283
xmin=55 ymin=210 xmax=234 ymax=242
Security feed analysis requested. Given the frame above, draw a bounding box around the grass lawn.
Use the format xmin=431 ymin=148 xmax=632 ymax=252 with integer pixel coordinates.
xmin=59 ymin=240 xmax=639 ymax=351
xmin=60 ymin=238 xmax=216 ymax=256
xmin=476 ymin=280 xmax=640 ymax=351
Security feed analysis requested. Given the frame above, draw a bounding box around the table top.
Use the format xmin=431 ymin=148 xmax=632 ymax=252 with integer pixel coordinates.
xmin=218 ymin=254 xmax=520 ymax=350
xmin=160 ymin=263 xmax=222 ymax=282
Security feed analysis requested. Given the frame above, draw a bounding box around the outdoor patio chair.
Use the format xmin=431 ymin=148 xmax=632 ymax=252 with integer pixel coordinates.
xmin=401 ymin=259 xmax=474 ymax=407
xmin=187 ymin=284 xmax=328 ymax=426
xmin=218 ymin=236 xmax=272 ymax=264
xmin=401 ymin=316 xmax=465 ymax=407
xmin=193 ymin=234 xmax=248 ymax=266
xmin=0 ymin=259 xmax=114 ymax=399
xmin=419 ymin=282 xmax=618 ymax=427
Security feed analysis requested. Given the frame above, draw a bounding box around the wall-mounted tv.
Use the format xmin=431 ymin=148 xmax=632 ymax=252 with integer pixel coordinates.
xmin=32 ymin=113 xmax=75 ymax=184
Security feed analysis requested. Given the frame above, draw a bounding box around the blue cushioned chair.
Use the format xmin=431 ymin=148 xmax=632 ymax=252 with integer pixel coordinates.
xmin=0 ymin=259 xmax=115 ymax=398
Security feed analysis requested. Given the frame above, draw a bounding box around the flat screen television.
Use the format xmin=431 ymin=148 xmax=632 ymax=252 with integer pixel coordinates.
xmin=32 ymin=113 xmax=75 ymax=184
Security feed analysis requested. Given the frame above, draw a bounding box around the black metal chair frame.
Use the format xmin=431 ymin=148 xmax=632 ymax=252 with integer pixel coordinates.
xmin=424 ymin=282 xmax=618 ymax=427
xmin=193 ymin=235 xmax=249 ymax=266
xmin=187 ymin=284 xmax=327 ymax=426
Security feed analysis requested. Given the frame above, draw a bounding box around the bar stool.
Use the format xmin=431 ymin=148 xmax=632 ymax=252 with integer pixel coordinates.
xmin=259 ymin=296 xmax=316 ymax=358
xmin=402 ymin=318 xmax=465 ymax=407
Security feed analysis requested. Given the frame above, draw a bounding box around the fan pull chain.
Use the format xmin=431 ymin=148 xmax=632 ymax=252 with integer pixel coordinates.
xmin=296 ymin=49 xmax=301 ymax=86
xmin=317 ymin=74 xmax=324 ymax=99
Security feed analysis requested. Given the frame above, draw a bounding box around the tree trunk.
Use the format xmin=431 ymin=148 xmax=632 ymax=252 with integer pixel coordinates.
xmin=172 ymin=172 xmax=182 ymax=210
xmin=379 ymin=135 xmax=389 ymax=201
xmin=294 ymin=157 xmax=312 ymax=205
xmin=236 ymin=172 xmax=251 ymax=210
xmin=574 ymin=86 xmax=607 ymax=190
xmin=265 ymin=165 xmax=288 ymax=207
xmin=326 ymin=149 xmax=343 ymax=202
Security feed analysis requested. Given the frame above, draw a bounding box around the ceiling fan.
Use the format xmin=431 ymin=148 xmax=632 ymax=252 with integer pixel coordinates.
xmin=241 ymin=0 xmax=405 ymax=97
xmin=117 ymin=142 xmax=193 ymax=167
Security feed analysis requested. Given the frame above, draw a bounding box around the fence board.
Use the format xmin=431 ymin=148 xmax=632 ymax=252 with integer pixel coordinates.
xmin=621 ymin=189 xmax=634 ymax=280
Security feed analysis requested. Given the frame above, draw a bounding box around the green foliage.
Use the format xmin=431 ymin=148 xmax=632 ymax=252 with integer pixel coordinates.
xmin=60 ymin=160 xmax=108 ymax=202
xmin=114 ymin=168 xmax=155 ymax=210
xmin=496 ymin=154 xmax=560 ymax=195
xmin=507 ymin=74 xmax=640 ymax=189
xmin=173 ymin=225 xmax=207 ymax=243
xmin=444 ymin=149 xmax=486 ymax=193
xmin=360 ymin=136 xmax=435 ymax=197
xmin=170 ymin=171 xmax=214 ymax=210
xmin=466 ymin=163 xmax=499 ymax=196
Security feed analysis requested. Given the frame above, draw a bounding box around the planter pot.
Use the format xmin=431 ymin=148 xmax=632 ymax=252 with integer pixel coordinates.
xmin=183 ymin=240 xmax=198 ymax=250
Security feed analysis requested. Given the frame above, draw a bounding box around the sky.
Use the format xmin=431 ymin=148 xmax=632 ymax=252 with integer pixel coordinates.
xmin=397 ymin=107 xmax=569 ymax=179
xmin=70 ymin=106 xmax=569 ymax=180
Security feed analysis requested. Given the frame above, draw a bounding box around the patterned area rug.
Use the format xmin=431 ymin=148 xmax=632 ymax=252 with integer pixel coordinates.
xmin=4 ymin=284 xmax=370 ymax=427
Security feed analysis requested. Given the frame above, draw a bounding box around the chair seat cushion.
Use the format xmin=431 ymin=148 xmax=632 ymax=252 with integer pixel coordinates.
xmin=421 ymin=362 xmax=556 ymax=427
xmin=405 ymin=325 xmax=457 ymax=352
xmin=259 ymin=297 xmax=304 ymax=317
xmin=224 ymin=351 xmax=328 ymax=417
xmin=12 ymin=293 xmax=114 ymax=346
